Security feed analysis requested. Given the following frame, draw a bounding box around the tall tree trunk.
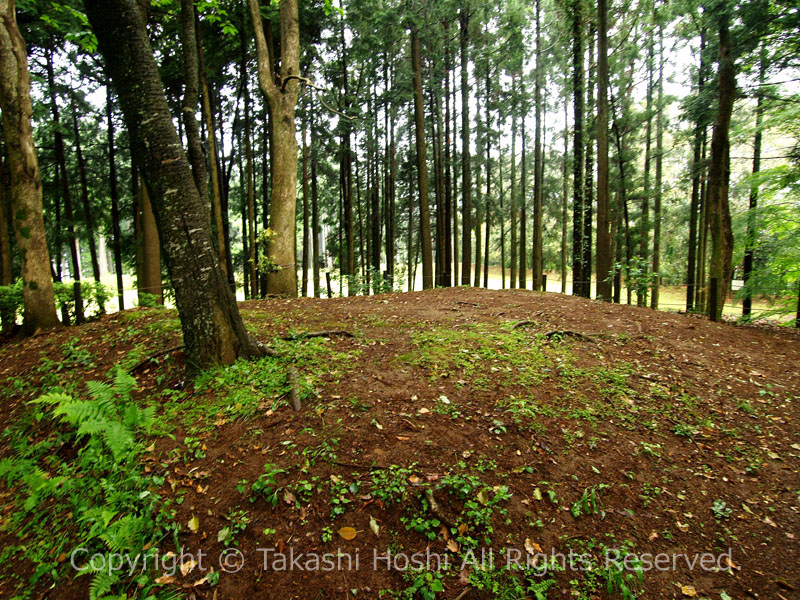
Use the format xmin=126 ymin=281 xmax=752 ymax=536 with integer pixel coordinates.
xmin=706 ymin=9 xmax=736 ymax=321
xmin=106 ymin=86 xmax=125 ymax=311
xmin=686 ymin=29 xmax=706 ymax=312
xmin=301 ymin=117 xmax=310 ymax=297
xmin=196 ymin=20 xmax=228 ymax=282
xmin=180 ymin=0 xmax=209 ymax=214
xmin=0 ymin=0 xmax=59 ymax=335
xmin=248 ymin=0 xmax=300 ymax=296
xmin=651 ymin=21 xmax=664 ymax=310
xmin=595 ymin=0 xmax=612 ymax=301
xmin=639 ymin=32 xmax=654 ymax=307
xmin=561 ymin=96 xmax=568 ymax=294
xmin=459 ymin=6 xmax=472 ymax=286
xmin=742 ymin=49 xmax=765 ymax=319
xmin=696 ymin=132 xmax=709 ymax=311
xmin=432 ymin=82 xmax=446 ymax=288
xmin=571 ymin=0 xmax=585 ymax=297
xmin=473 ymin=90 xmax=482 ymax=290
xmin=311 ymin=117 xmax=321 ymax=297
xmin=443 ymin=31 xmax=453 ymax=287
xmin=532 ymin=0 xmax=544 ymax=291
xmin=582 ymin=24 xmax=595 ymax=299
xmin=519 ymin=117 xmax=527 ymax=290
xmin=499 ymin=154 xmax=506 ymax=289
xmin=87 ymin=0 xmax=265 ymax=371
xmin=46 ymin=49 xmax=83 ymax=323
xmin=240 ymin=21 xmax=258 ymax=300
xmin=483 ymin=69 xmax=491 ymax=289
xmin=410 ymin=26 xmax=433 ymax=290
xmin=510 ymin=76 xmax=518 ymax=289
xmin=71 ymin=99 xmax=101 ymax=286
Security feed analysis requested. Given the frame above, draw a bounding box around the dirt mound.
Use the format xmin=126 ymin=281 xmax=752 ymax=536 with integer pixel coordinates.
xmin=1 ymin=288 xmax=798 ymax=599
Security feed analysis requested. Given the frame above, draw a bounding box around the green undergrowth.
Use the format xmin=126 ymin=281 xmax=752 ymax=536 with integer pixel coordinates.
xmin=164 ymin=336 xmax=360 ymax=434
xmin=0 ymin=369 xmax=181 ymax=600
xmin=399 ymin=323 xmax=561 ymax=389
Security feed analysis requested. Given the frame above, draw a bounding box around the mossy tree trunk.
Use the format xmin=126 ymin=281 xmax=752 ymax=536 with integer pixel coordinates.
xmin=0 ymin=0 xmax=60 ymax=335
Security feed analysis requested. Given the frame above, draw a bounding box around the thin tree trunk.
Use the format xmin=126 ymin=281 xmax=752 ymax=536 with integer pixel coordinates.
xmin=561 ymin=95 xmax=568 ymax=295
xmin=571 ymin=0 xmax=585 ymax=297
xmin=301 ymin=116 xmax=310 ymax=297
xmin=45 ymin=49 xmax=83 ymax=323
xmin=510 ymin=76 xmax=518 ymax=289
xmin=443 ymin=30 xmax=453 ymax=288
xmin=686 ymin=29 xmax=706 ymax=312
xmin=106 ymin=86 xmax=125 ymax=311
xmin=706 ymin=10 xmax=736 ymax=321
xmin=532 ymin=0 xmax=544 ymax=291
xmin=483 ymin=68 xmax=491 ymax=289
xmin=519 ymin=117 xmax=527 ymax=290
xmin=595 ymin=0 xmax=612 ymax=301
xmin=742 ymin=49 xmax=765 ymax=319
xmin=651 ymin=21 xmax=664 ymax=310
xmin=70 ymin=98 xmax=101 ymax=286
xmin=459 ymin=7 xmax=472 ymax=286
xmin=499 ymin=154 xmax=506 ymax=289
xmin=583 ymin=24 xmax=595 ymax=299
xmin=311 ymin=116 xmax=321 ymax=297
xmin=196 ymin=13 xmax=228 ymax=282
xmin=240 ymin=22 xmax=258 ymax=300
xmin=639 ymin=32 xmax=654 ymax=307
xmin=410 ymin=26 xmax=433 ymax=290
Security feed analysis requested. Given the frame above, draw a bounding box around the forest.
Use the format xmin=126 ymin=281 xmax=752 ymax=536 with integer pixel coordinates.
xmin=0 ymin=0 xmax=799 ymax=599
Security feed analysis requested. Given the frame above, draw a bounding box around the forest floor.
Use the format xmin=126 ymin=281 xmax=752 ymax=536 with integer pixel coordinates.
xmin=0 ymin=287 xmax=799 ymax=600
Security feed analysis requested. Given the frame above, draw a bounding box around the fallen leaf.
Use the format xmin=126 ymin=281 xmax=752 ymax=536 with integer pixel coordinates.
xmin=532 ymin=487 xmax=543 ymax=501
xmin=217 ymin=527 xmax=230 ymax=543
xmin=476 ymin=489 xmax=490 ymax=506
xmin=187 ymin=515 xmax=200 ymax=533
xmin=369 ymin=515 xmax=380 ymax=536
xmin=680 ymin=584 xmax=697 ymax=597
xmin=180 ymin=559 xmax=197 ymax=577
xmin=338 ymin=526 xmax=357 ymax=540
xmin=447 ymin=539 xmax=460 ymax=552
xmin=155 ymin=574 xmax=177 ymax=585
xmin=524 ymin=538 xmax=542 ymax=555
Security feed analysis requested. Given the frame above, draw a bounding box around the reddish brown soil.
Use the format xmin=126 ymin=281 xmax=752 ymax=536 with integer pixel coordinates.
xmin=1 ymin=288 xmax=799 ymax=600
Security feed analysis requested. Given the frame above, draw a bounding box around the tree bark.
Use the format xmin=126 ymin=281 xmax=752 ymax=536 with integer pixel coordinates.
xmin=686 ymin=29 xmax=706 ymax=312
xmin=106 ymin=86 xmax=125 ymax=311
xmin=639 ymin=31 xmax=654 ymax=307
xmin=519 ymin=117 xmax=527 ymax=290
xmin=0 ymin=0 xmax=60 ymax=333
xmin=583 ymin=24 xmax=595 ymax=299
xmin=86 ymin=0 xmax=265 ymax=372
xmin=651 ymin=21 xmax=664 ymax=310
xmin=410 ymin=26 xmax=433 ymax=290
xmin=595 ymin=0 xmax=612 ymax=301
xmin=571 ymin=0 xmax=585 ymax=297
xmin=311 ymin=116 xmax=321 ymax=297
xmin=706 ymin=9 xmax=736 ymax=321
xmin=459 ymin=7 xmax=472 ymax=286
xmin=510 ymin=76 xmax=518 ymax=289
xmin=301 ymin=117 xmax=310 ymax=297
xmin=249 ymin=0 xmax=300 ymax=296
xmin=532 ymin=0 xmax=544 ymax=292
xmin=561 ymin=95 xmax=568 ymax=294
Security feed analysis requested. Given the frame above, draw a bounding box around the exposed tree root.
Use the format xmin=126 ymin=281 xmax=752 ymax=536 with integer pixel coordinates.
xmin=281 ymin=329 xmax=354 ymax=341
